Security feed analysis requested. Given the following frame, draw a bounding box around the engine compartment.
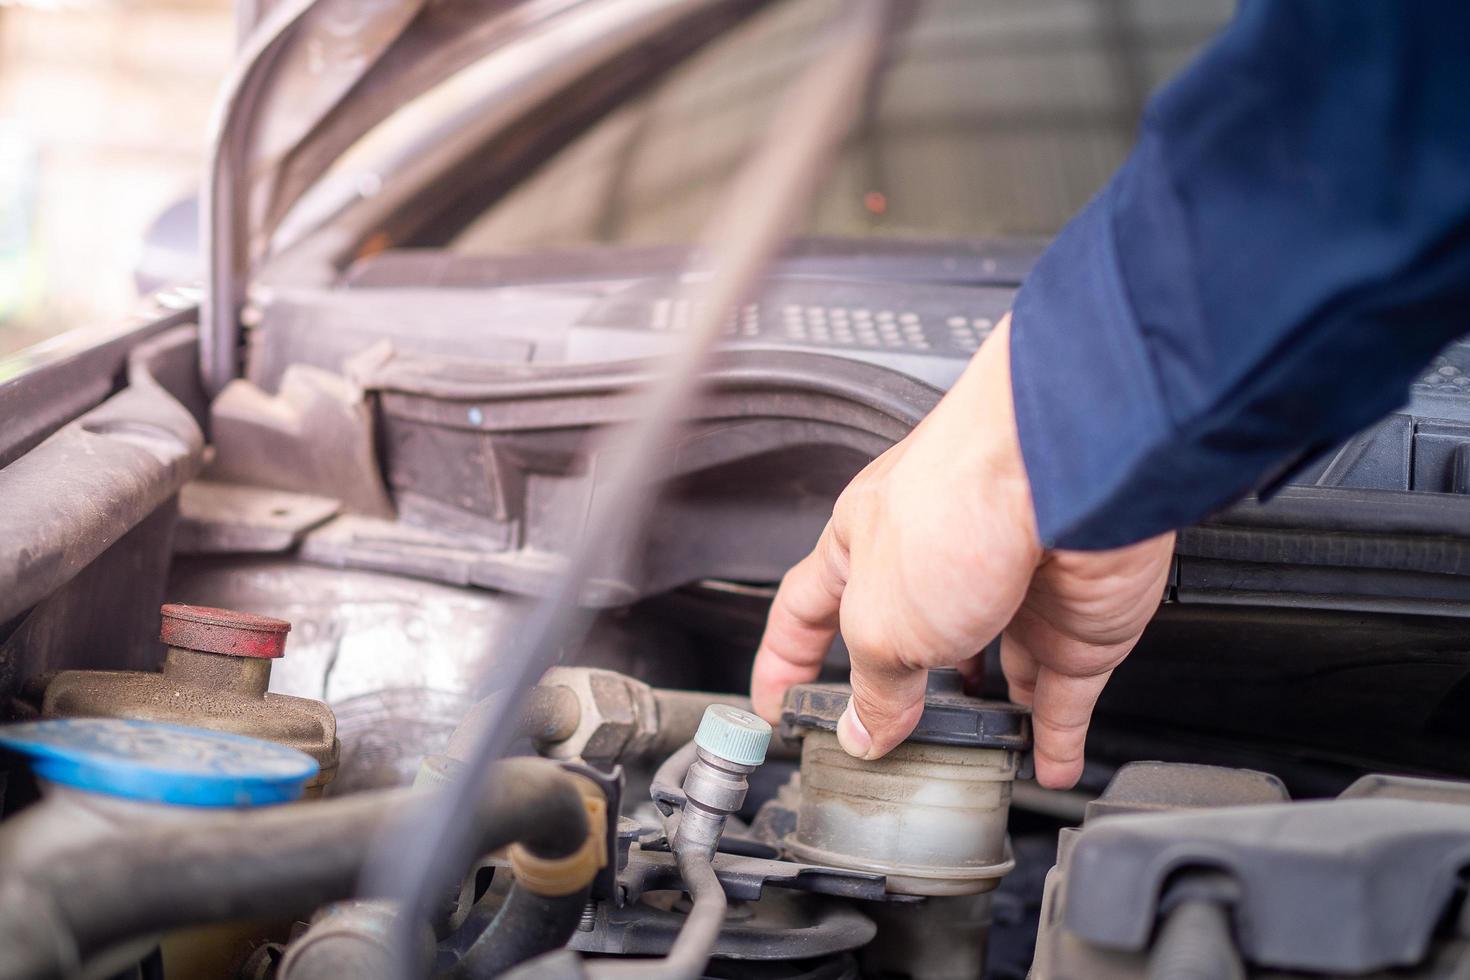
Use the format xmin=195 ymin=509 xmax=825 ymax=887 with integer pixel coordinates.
xmin=4 ymin=241 xmax=1470 ymax=979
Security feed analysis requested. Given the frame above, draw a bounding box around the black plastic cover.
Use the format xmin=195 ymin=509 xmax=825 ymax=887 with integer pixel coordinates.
xmin=1083 ymin=761 xmax=1289 ymax=822
xmin=1063 ymin=798 xmax=1470 ymax=974
xmin=780 ymin=669 xmax=1030 ymax=750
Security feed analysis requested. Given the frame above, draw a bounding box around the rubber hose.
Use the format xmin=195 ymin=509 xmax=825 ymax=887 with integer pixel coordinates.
xmin=1146 ymin=900 xmax=1245 ymax=980
xmin=0 ymin=758 xmax=590 ymax=980
xmin=443 ymin=884 xmax=590 ymax=979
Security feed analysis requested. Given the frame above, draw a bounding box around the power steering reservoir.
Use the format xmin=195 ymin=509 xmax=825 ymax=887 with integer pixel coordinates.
xmin=780 ymin=668 xmax=1030 ymax=896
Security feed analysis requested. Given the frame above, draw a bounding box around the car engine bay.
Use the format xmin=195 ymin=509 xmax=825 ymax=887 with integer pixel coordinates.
xmin=5 ymin=0 xmax=1470 ymax=976
xmin=3 ymin=235 xmax=1470 ymax=980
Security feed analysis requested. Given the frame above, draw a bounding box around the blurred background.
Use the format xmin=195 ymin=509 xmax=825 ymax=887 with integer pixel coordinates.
xmin=0 ymin=0 xmax=1230 ymax=360
xmin=0 ymin=0 xmax=231 ymax=357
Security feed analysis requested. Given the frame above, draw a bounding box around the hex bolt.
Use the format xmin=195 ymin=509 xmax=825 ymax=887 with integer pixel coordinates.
xmin=672 ymin=705 xmax=772 ymax=859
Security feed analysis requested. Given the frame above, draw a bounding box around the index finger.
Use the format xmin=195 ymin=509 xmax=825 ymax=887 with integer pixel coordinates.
xmin=750 ymin=521 xmax=849 ymax=722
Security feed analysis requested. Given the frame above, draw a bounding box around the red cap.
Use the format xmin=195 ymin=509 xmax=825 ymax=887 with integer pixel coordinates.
xmin=160 ymin=604 xmax=291 ymax=659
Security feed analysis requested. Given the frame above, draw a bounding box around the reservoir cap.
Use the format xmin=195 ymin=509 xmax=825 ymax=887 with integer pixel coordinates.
xmin=160 ymin=603 xmax=291 ymax=659
xmin=0 ymin=718 xmax=318 ymax=807
xmin=781 ymin=668 xmax=1031 ymax=750
xmin=694 ymin=704 xmax=772 ymax=766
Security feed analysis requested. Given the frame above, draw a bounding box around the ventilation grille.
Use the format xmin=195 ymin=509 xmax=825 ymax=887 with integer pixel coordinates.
xmin=601 ymin=277 xmax=1012 ymax=360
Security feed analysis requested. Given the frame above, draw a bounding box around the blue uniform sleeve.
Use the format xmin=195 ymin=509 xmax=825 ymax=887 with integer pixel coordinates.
xmin=1010 ymin=0 xmax=1470 ymax=550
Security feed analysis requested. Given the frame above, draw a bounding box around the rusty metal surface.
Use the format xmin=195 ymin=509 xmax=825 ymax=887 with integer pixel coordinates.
xmin=42 ymin=674 xmax=339 ymax=792
xmin=524 ymin=685 xmax=582 ymax=745
xmin=526 ymin=672 xmax=799 ymax=765
xmin=527 ymin=667 xmax=659 ymax=767
xmin=160 ymin=603 xmax=291 ymax=660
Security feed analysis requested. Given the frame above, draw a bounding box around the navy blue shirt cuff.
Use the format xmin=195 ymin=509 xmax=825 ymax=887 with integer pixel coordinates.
xmin=1009 ymin=0 xmax=1470 ymax=550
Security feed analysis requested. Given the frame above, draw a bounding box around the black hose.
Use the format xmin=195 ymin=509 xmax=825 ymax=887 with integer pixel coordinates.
xmin=0 ymin=758 xmax=590 ymax=980
xmin=443 ymin=884 xmax=590 ymax=979
xmin=1146 ymin=899 xmax=1245 ymax=980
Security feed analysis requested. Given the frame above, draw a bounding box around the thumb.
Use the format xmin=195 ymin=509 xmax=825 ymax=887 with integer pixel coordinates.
xmin=839 ymin=652 xmax=928 ymax=760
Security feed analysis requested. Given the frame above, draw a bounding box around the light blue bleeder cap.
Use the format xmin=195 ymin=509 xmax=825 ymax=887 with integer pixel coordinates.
xmin=694 ymin=704 xmax=772 ymax=767
xmin=0 ymin=718 xmax=319 ymax=808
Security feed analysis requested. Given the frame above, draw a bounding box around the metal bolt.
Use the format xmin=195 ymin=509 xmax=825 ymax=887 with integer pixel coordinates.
xmin=578 ymin=901 xmax=597 ymax=932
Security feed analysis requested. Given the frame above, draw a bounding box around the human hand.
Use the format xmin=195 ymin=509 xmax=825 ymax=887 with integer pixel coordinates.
xmin=749 ymin=314 xmax=1173 ymax=788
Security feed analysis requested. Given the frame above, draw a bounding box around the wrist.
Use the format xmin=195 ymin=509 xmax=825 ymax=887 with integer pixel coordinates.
xmin=947 ymin=314 xmax=1043 ymax=561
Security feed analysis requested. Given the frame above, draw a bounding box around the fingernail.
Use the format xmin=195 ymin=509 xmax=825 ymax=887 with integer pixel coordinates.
xmin=836 ymin=704 xmax=872 ymax=759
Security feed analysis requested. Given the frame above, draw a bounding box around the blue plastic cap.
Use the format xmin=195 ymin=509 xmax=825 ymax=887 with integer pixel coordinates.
xmin=0 ymin=718 xmax=319 ymax=808
xmin=694 ymin=704 xmax=772 ymax=766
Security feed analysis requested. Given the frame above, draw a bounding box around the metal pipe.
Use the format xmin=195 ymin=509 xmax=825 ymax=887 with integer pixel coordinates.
xmin=671 ymin=746 xmax=758 ymax=860
xmin=524 ymin=685 xmax=582 ymax=744
xmin=648 ymin=690 xmax=799 ymax=762
xmin=521 ymin=676 xmax=799 ymax=766
xmin=457 ymin=739 xmax=733 ymax=980
xmin=581 ymin=848 xmax=727 ymax=980
xmin=649 ymin=740 xmax=701 ymax=839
